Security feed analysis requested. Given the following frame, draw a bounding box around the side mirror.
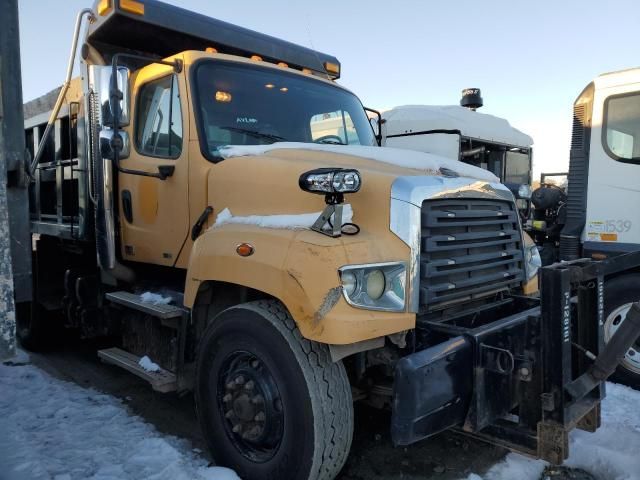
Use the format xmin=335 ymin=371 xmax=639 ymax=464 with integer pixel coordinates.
xmin=99 ymin=129 xmax=130 ymax=160
xmin=105 ymin=66 xmax=131 ymax=127
xmin=364 ymin=107 xmax=383 ymax=146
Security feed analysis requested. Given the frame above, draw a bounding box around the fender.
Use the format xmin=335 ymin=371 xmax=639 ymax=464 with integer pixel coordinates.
xmin=184 ymin=224 xmax=415 ymax=344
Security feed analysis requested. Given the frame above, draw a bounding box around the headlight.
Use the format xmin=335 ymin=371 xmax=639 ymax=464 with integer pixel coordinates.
xmin=525 ymin=244 xmax=542 ymax=281
xmin=518 ymin=184 xmax=532 ymax=200
xmin=299 ymin=168 xmax=361 ymax=194
xmin=339 ymin=262 xmax=406 ymax=311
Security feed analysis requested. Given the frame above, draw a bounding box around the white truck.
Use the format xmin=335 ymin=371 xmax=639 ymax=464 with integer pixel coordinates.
xmin=378 ymin=90 xmax=534 ymax=220
xmin=529 ymin=67 xmax=640 ymax=389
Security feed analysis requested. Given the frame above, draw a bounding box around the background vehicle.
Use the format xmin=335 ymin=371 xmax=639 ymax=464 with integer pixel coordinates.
xmin=15 ymin=1 xmax=639 ymax=478
xmin=379 ymin=89 xmax=534 ymax=220
xmin=530 ymin=68 xmax=640 ymax=389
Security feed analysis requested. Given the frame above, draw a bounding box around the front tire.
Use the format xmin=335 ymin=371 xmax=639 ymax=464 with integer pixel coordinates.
xmin=195 ymin=300 xmax=353 ymax=480
xmin=603 ymin=275 xmax=640 ymax=390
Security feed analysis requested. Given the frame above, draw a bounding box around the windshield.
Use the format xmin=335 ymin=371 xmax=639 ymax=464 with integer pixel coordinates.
xmin=193 ymin=61 xmax=377 ymax=160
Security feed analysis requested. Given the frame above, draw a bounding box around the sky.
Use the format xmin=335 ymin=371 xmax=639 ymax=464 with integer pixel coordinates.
xmin=16 ymin=0 xmax=640 ymax=179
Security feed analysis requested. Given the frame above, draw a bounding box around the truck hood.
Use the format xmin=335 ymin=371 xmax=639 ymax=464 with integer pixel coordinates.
xmin=216 ymin=142 xmax=499 ymax=183
xmin=207 ymin=142 xmax=504 ymax=237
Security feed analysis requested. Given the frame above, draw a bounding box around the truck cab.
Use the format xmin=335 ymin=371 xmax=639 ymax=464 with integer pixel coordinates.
xmin=528 ymin=68 xmax=640 ymax=389
xmin=18 ymin=1 xmax=632 ymax=479
xmin=379 ymin=96 xmax=534 ymax=221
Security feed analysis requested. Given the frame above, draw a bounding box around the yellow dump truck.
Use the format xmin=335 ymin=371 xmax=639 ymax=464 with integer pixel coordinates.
xmin=19 ymin=1 xmax=640 ymax=479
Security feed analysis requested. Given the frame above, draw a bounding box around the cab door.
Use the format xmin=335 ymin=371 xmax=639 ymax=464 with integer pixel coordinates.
xmin=119 ymin=64 xmax=189 ymax=266
xmin=585 ymin=79 xmax=640 ymax=248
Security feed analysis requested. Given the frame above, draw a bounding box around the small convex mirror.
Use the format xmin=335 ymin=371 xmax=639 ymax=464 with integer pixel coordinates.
xmin=99 ymin=129 xmax=130 ymax=160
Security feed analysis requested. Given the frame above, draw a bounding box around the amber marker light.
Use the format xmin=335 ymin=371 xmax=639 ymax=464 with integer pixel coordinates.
xmin=236 ymin=243 xmax=255 ymax=257
xmin=120 ymin=0 xmax=145 ymax=15
xmin=215 ymin=91 xmax=232 ymax=103
xmin=265 ymin=84 xmax=275 ymax=89
xmin=323 ymin=61 xmax=340 ymax=76
xmin=206 ymin=47 xmax=218 ymax=54
xmin=97 ymin=0 xmax=112 ymax=15
xmin=277 ymin=62 xmax=288 ymax=68
xmin=250 ymin=55 xmax=263 ymax=61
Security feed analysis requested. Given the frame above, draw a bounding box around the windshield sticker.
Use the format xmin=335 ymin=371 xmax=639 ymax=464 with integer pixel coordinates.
xmin=236 ymin=117 xmax=258 ymax=124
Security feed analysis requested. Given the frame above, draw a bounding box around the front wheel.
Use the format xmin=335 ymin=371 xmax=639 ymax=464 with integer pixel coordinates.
xmin=603 ymin=275 xmax=640 ymax=390
xmin=195 ymin=300 xmax=353 ymax=480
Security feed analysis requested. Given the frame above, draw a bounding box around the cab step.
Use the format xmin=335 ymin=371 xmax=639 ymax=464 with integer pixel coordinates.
xmin=105 ymin=291 xmax=184 ymax=319
xmin=97 ymin=347 xmax=177 ymax=393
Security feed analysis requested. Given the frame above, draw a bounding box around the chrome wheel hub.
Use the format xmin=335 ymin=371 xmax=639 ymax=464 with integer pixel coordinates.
xmin=604 ymin=303 xmax=640 ymax=375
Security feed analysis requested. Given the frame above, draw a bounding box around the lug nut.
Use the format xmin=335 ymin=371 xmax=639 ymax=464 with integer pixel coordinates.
xmin=251 ymin=394 xmax=264 ymax=405
xmin=225 ymin=410 xmax=234 ymax=419
xmin=226 ymin=381 xmax=236 ymax=390
xmin=254 ymin=412 xmax=265 ymax=422
xmin=251 ymin=360 xmax=260 ymax=368
xmin=235 ymin=375 xmax=246 ymax=385
xmin=244 ymin=380 xmax=255 ymax=391
xmin=223 ymin=394 xmax=233 ymax=402
xmin=249 ymin=426 xmax=262 ymax=437
xmin=232 ymin=424 xmax=243 ymax=434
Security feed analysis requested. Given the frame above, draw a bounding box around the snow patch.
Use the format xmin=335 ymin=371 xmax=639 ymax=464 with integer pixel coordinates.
xmin=138 ymin=355 xmax=161 ymax=373
xmin=140 ymin=291 xmax=172 ymax=305
xmin=0 ymin=360 xmax=240 ymax=480
xmin=465 ymin=382 xmax=640 ymax=480
xmin=216 ymin=142 xmax=499 ymax=183
xmin=213 ymin=204 xmax=353 ymax=230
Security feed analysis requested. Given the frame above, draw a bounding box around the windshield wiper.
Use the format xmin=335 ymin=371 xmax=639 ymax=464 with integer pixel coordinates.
xmin=219 ymin=126 xmax=287 ymax=143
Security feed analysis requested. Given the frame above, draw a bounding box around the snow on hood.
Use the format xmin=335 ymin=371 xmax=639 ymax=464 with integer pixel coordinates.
xmin=212 ymin=204 xmax=353 ymax=230
xmin=217 ymin=142 xmax=499 ymax=183
xmin=382 ymin=105 xmax=533 ymax=148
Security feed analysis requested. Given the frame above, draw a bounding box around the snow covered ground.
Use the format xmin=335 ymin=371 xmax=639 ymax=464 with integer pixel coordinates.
xmin=0 ymin=350 xmax=239 ymax=480
xmin=466 ymin=382 xmax=640 ymax=480
xmin=1 ymin=349 xmax=639 ymax=480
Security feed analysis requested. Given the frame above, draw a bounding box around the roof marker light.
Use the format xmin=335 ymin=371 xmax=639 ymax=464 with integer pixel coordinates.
xmin=206 ymin=47 xmax=218 ymax=54
xmin=120 ymin=0 xmax=145 ymax=15
xmin=277 ymin=62 xmax=288 ymax=68
xmin=250 ymin=55 xmax=263 ymax=61
xmin=323 ymin=61 xmax=340 ymax=76
xmin=97 ymin=0 xmax=112 ymax=15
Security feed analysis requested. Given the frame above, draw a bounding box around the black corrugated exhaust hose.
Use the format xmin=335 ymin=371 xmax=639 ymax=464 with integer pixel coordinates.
xmin=590 ymin=301 xmax=640 ymax=381
xmin=566 ymin=301 xmax=640 ymax=399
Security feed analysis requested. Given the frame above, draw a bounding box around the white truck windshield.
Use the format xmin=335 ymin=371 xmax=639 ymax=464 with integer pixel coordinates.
xmin=193 ymin=61 xmax=377 ymax=160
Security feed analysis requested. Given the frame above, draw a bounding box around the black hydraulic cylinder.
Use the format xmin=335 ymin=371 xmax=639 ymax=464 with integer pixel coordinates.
xmin=591 ymin=301 xmax=640 ymax=381
xmin=566 ymin=301 xmax=640 ymax=399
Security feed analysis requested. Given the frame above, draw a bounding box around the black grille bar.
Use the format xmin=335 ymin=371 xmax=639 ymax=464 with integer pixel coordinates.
xmin=420 ymin=198 xmax=524 ymax=312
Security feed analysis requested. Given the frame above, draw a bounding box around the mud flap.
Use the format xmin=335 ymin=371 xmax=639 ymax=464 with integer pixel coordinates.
xmin=391 ymin=336 xmax=473 ymax=446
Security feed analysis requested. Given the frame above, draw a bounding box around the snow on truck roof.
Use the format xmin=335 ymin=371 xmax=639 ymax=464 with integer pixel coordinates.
xmin=217 ymin=142 xmax=499 ymax=183
xmin=383 ymin=105 xmax=533 ymax=148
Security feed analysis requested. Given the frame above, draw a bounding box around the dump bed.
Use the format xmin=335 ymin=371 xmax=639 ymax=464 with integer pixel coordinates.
xmin=24 ymin=78 xmax=89 ymax=240
xmin=86 ymin=0 xmax=340 ymax=77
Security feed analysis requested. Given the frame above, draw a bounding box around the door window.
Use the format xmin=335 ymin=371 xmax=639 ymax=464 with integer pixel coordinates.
xmin=603 ymin=92 xmax=640 ymax=163
xmin=136 ymin=75 xmax=183 ymax=158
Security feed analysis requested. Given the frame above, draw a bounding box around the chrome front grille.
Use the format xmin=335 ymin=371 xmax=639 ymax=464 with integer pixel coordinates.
xmin=420 ymin=198 xmax=524 ymax=312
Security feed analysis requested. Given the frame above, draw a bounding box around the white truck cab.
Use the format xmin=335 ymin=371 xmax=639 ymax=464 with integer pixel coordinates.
xmin=379 ymin=96 xmax=534 ymax=219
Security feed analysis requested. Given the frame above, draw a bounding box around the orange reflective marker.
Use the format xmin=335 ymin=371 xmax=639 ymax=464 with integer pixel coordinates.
xmin=236 ymin=243 xmax=255 ymax=257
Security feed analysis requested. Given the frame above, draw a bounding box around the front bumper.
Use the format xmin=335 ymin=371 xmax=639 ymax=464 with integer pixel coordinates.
xmin=391 ymin=256 xmax=640 ymax=464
